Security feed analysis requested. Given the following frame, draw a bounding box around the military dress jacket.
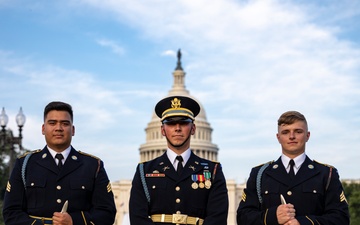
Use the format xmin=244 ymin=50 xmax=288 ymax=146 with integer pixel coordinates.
xmin=3 ymin=147 xmax=116 ymax=225
xmin=129 ymin=151 xmax=229 ymax=225
xmin=237 ymin=156 xmax=349 ymax=225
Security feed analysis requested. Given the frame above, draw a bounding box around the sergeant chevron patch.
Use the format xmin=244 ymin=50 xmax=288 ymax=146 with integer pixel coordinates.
xmin=340 ymin=191 xmax=348 ymax=204
xmin=6 ymin=181 xmax=11 ymax=192
xmin=107 ymin=182 xmax=112 ymax=193
xmin=241 ymin=191 xmax=246 ymax=202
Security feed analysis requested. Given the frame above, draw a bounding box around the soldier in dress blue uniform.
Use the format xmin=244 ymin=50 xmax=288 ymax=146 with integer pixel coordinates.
xmin=3 ymin=101 xmax=116 ymax=225
xmin=129 ymin=96 xmax=228 ymax=225
xmin=237 ymin=111 xmax=349 ymax=225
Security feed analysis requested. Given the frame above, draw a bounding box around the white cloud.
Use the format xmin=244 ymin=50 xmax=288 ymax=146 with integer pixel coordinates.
xmin=161 ymin=50 xmax=176 ymax=57
xmin=2 ymin=0 xmax=360 ymax=181
xmin=96 ymin=38 xmax=125 ymax=56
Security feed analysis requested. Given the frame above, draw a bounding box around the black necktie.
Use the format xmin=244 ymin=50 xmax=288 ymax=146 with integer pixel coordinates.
xmin=176 ymin=156 xmax=184 ymax=175
xmin=55 ymin=153 xmax=64 ymax=170
xmin=289 ymin=159 xmax=295 ymax=179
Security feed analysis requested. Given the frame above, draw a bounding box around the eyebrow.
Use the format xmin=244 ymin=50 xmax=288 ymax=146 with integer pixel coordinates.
xmin=281 ymin=128 xmax=304 ymax=132
xmin=47 ymin=119 xmax=71 ymax=123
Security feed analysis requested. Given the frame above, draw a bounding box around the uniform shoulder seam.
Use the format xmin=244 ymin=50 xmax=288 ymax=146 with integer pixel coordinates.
xmin=314 ymin=160 xmax=334 ymax=168
xmin=78 ymin=151 xmax=100 ymax=160
xmin=256 ymin=160 xmax=274 ymax=167
xmin=18 ymin=149 xmax=42 ymax=158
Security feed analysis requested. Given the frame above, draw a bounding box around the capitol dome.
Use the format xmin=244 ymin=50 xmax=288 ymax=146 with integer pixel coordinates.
xmin=112 ymin=51 xmax=241 ymax=225
xmin=139 ymin=50 xmax=219 ymax=162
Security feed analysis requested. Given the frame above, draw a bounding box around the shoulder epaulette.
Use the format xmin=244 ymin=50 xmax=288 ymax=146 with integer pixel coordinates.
xmin=78 ymin=151 xmax=100 ymax=160
xmin=79 ymin=151 xmax=102 ymax=178
xmin=314 ymin=160 xmax=335 ymax=191
xmin=18 ymin=149 xmax=42 ymax=159
xmin=256 ymin=160 xmax=274 ymax=168
xmin=314 ymin=160 xmax=334 ymax=168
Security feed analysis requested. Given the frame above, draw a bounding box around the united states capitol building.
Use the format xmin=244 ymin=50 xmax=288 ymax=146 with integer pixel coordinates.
xmin=110 ymin=52 xmax=360 ymax=225
xmin=111 ymin=51 xmax=245 ymax=225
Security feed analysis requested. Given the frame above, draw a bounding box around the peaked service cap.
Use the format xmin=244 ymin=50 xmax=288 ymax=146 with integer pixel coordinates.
xmin=155 ymin=96 xmax=200 ymax=122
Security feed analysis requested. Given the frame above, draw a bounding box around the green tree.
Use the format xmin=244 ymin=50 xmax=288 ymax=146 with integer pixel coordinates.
xmin=0 ymin=146 xmax=11 ymax=225
xmin=1 ymin=129 xmax=27 ymax=225
xmin=343 ymin=181 xmax=360 ymax=225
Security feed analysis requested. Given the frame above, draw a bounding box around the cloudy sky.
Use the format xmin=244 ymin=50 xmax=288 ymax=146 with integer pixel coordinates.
xmin=1 ymin=0 xmax=359 ymax=183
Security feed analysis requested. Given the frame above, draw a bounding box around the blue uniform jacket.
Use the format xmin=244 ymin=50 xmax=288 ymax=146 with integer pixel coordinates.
xmin=129 ymin=151 xmax=228 ymax=225
xmin=3 ymin=147 xmax=116 ymax=225
xmin=237 ymin=156 xmax=349 ymax=225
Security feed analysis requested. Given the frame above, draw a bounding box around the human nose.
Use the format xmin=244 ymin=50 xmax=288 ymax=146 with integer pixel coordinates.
xmin=289 ymin=132 xmax=295 ymax=139
xmin=174 ymin=123 xmax=182 ymax=130
xmin=55 ymin=122 xmax=63 ymax=131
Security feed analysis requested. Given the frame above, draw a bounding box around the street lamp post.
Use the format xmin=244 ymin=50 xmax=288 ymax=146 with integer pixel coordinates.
xmin=0 ymin=107 xmax=26 ymax=177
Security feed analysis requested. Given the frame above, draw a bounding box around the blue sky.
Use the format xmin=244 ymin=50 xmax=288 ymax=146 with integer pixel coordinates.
xmin=1 ymin=0 xmax=360 ymax=183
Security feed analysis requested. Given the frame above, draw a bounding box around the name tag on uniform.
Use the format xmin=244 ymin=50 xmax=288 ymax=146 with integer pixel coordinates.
xmin=146 ymin=173 xmax=165 ymax=177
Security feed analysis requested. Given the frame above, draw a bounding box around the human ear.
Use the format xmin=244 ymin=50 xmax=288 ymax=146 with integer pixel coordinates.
xmin=161 ymin=126 xmax=166 ymax=136
xmin=191 ymin=124 xmax=196 ymax=135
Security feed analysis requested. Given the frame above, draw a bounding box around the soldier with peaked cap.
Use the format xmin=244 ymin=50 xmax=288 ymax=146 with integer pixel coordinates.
xmin=129 ymin=95 xmax=229 ymax=225
xmin=237 ymin=111 xmax=349 ymax=225
xmin=3 ymin=101 xmax=116 ymax=225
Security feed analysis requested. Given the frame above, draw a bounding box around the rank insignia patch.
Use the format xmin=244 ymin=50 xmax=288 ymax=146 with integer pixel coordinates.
xmin=6 ymin=181 xmax=11 ymax=192
xmin=241 ymin=191 xmax=246 ymax=202
xmin=107 ymin=182 xmax=112 ymax=193
xmin=340 ymin=191 xmax=348 ymax=204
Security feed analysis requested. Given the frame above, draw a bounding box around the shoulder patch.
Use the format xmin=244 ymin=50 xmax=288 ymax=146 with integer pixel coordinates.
xmin=78 ymin=151 xmax=100 ymax=160
xmin=314 ymin=160 xmax=334 ymax=168
xmin=18 ymin=149 xmax=42 ymax=158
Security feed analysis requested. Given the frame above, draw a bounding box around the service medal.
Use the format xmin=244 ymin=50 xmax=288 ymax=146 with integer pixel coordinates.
xmin=191 ymin=174 xmax=198 ymax=189
xmin=199 ymin=182 xmax=205 ymax=189
xmin=198 ymin=174 xmax=205 ymax=188
xmin=205 ymin=180 xmax=212 ymax=189
xmin=204 ymin=171 xmax=212 ymax=189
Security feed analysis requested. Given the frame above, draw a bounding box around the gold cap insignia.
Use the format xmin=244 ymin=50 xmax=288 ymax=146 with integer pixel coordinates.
xmin=171 ymin=98 xmax=181 ymax=108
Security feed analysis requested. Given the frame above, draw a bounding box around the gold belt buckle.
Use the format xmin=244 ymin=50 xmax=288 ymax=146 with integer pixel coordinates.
xmin=172 ymin=213 xmax=187 ymax=224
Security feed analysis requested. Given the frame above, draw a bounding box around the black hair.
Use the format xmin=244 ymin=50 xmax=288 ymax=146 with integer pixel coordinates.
xmin=44 ymin=101 xmax=73 ymax=122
